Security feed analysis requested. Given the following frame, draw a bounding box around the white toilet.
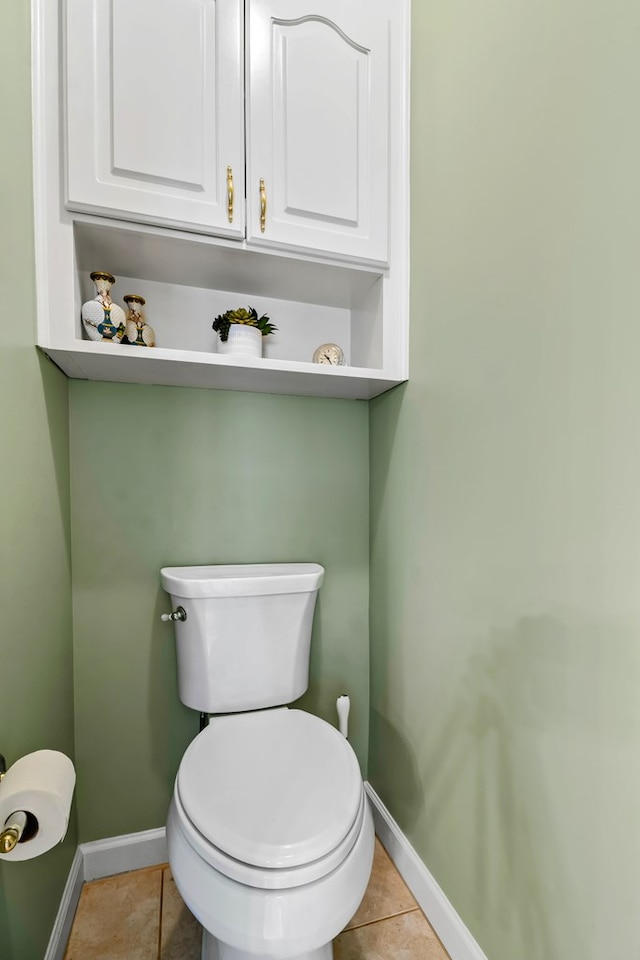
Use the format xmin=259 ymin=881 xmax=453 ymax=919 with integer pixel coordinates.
xmin=160 ymin=563 xmax=375 ymax=960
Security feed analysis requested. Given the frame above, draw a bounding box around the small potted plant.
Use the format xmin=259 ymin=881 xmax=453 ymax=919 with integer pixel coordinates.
xmin=212 ymin=306 xmax=277 ymax=358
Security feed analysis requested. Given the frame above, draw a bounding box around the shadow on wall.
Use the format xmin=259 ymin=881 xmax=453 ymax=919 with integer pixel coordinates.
xmin=292 ymin=598 xmax=368 ymax=762
xmin=39 ymin=352 xmax=72 ymax=562
xmin=293 ymin=599 xmax=327 ymax=721
xmin=429 ymin=622 xmax=559 ymax=959
xmin=149 ymin=588 xmax=200 ymax=790
xmin=369 ymin=707 xmax=424 ymax=832
xmin=405 ymin=612 xmax=635 ymax=958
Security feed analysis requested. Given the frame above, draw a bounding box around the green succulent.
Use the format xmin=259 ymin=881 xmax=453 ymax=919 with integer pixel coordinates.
xmin=212 ymin=306 xmax=277 ymax=342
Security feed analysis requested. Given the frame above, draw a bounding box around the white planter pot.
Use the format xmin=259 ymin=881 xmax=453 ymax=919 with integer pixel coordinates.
xmin=217 ymin=325 xmax=262 ymax=358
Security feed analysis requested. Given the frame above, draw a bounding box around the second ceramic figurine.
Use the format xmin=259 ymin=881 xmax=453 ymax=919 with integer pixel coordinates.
xmin=123 ymin=294 xmax=155 ymax=347
xmin=81 ymin=271 xmax=126 ymax=343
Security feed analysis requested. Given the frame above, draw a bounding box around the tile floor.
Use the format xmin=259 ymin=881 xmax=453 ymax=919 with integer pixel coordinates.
xmin=64 ymin=839 xmax=450 ymax=960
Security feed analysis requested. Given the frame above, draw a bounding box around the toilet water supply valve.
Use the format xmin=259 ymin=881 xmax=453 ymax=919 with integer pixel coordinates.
xmin=336 ymin=695 xmax=350 ymax=739
xmin=161 ymin=606 xmax=187 ymax=623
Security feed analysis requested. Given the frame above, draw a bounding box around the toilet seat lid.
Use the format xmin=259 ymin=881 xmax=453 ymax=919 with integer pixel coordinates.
xmin=177 ymin=708 xmax=362 ymax=869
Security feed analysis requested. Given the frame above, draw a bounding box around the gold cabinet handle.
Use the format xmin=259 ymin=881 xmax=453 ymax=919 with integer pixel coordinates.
xmin=227 ymin=166 xmax=234 ymax=223
xmin=259 ymin=178 xmax=267 ymax=233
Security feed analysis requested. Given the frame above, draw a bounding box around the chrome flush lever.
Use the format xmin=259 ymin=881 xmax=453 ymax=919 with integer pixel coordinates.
xmin=161 ymin=606 xmax=187 ymax=623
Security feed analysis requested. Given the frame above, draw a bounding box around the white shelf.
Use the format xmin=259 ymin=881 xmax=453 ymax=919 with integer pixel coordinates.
xmin=40 ymin=341 xmax=399 ymax=400
xmin=35 ymin=217 xmax=406 ymax=399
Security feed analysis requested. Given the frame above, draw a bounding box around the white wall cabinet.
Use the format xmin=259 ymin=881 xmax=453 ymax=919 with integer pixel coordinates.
xmin=66 ymin=0 xmax=245 ymax=239
xmin=32 ymin=0 xmax=409 ymax=400
xmin=65 ymin=0 xmax=392 ymax=267
xmin=245 ymin=0 xmax=390 ymax=264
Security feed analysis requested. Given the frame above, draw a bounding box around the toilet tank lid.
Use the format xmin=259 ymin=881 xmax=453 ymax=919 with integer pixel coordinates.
xmin=161 ymin=563 xmax=324 ymax=598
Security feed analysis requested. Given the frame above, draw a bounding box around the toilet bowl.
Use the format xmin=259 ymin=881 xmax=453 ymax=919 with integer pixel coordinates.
xmin=167 ymin=708 xmax=374 ymax=960
xmin=160 ymin=563 xmax=374 ymax=960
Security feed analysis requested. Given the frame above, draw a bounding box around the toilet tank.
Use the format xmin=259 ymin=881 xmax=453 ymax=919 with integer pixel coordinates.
xmin=160 ymin=563 xmax=325 ymax=713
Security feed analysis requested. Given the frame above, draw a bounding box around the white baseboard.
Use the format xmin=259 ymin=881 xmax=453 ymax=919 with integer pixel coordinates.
xmin=81 ymin=826 xmax=167 ymax=882
xmin=364 ymin=783 xmax=489 ymax=960
xmin=47 ymin=796 xmax=489 ymax=960
xmin=43 ymin=847 xmax=84 ymax=960
xmin=45 ymin=827 xmax=167 ymax=959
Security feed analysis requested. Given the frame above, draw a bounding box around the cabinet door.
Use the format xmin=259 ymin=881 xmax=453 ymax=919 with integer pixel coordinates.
xmin=65 ymin=0 xmax=245 ymax=236
xmin=246 ymin=0 xmax=390 ymax=265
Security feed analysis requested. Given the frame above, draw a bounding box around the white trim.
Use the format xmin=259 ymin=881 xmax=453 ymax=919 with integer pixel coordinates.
xmin=45 ymin=827 xmax=168 ymax=957
xmin=43 ymin=847 xmax=84 ymax=960
xmin=47 ymin=792 xmax=490 ymax=960
xmin=81 ymin=827 xmax=167 ymax=882
xmin=365 ymin=783 xmax=490 ymax=960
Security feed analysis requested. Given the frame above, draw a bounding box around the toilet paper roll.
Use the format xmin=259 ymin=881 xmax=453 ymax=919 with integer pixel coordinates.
xmin=0 ymin=750 xmax=75 ymax=861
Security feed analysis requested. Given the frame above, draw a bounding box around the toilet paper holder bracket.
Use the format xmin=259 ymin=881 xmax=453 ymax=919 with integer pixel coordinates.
xmin=0 ymin=754 xmax=34 ymax=855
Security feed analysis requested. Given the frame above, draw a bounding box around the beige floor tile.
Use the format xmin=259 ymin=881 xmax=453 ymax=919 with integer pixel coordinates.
xmin=334 ymin=910 xmax=448 ymax=960
xmin=64 ymin=867 xmax=162 ymax=960
xmin=345 ymin=839 xmax=418 ymax=930
xmin=159 ymin=868 xmax=203 ymax=960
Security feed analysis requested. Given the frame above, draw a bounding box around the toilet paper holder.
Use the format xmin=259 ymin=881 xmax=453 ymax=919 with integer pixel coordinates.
xmin=0 ymin=754 xmax=29 ymax=855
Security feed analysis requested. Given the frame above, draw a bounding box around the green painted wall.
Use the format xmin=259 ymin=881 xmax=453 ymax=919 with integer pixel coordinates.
xmin=370 ymin=2 xmax=640 ymax=959
xmin=69 ymin=383 xmax=369 ymax=841
xmin=12 ymin=0 xmax=640 ymax=955
xmin=0 ymin=1 xmax=77 ymax=957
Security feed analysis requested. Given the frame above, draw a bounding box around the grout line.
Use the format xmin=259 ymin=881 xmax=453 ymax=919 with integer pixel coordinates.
xmin=342 ymin=907 xmax=452 ymax=958
xmin=344 ymin=906 xmax=421 ymax=932
xmin=157 ymin=866 xmax=165 ymax=960
xmin=408 ymin=901 xmax=454 ymax=959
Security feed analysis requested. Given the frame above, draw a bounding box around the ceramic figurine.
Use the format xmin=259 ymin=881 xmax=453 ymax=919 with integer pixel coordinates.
xmin=81 ymin=271 xmax=126 ymax=343
xmin=123 ymin=294 xmax=155 ymax=347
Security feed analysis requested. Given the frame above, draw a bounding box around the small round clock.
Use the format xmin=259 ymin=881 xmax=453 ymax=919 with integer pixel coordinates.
xmin=312 ymin=343 xmax=346 ymax=366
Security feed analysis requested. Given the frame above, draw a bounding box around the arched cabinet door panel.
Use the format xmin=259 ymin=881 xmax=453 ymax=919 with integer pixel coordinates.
xmin=246 ymin=0 xmax=390 ymax=265
xmin=65 ymin=0 xmax=245 ymax=236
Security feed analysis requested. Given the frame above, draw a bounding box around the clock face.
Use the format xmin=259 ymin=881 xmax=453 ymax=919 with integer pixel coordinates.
xmin=313 ymin=343 xmax=345 ymax=366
